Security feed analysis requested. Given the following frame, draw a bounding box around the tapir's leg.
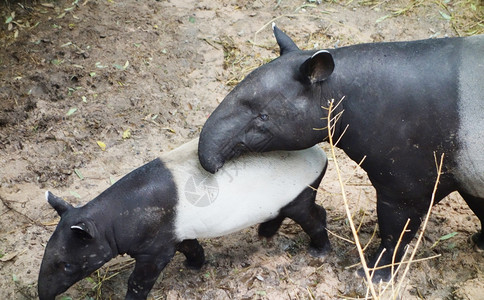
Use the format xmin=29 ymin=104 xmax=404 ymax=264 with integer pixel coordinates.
xmin=176 ymin=239 xmax=205 ymax=269
xmin=459 ymin=191 xmax=484 ymax=249
xmin=125 ymin=251 xmax=174 ymax=300
xmin=359 ymin=190 xmax=427 ymax=283
xmin=282 ymin=182 xmax=330 ymax=257
xmin=258 ymin=216 xmax=285 ymax=238
xmin=288 ymin=203 xmax=330 ymax=257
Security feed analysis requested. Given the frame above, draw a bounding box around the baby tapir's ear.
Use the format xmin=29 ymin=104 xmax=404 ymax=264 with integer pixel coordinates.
xmin=46 ymin=191 xmax=73 ymax=217
xmin=71 ymin=220 xmax=96 ymax=240
xmin=300 ymin=50 xmax=335 ymax=84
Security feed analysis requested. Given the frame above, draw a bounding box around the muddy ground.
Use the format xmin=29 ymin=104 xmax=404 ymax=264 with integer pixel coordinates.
xmin=1 ymin=0 xmax=483 ymax=299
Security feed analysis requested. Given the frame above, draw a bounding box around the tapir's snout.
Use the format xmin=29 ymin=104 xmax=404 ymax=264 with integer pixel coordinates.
xmin=38 ymin=238 xmax=81 ymax=300
xmin=198 ymin=126 xmax=252 ymax=173
xmin=198 ymin=136 xmax=226 ymax=174
xmin=198 ymin=150 xmax=224 ymax=174
xmin=38 ymin=276 xmax=65 ymax=300
xmin=198 ymin=113 xmax=236 ymax=174
xmin=38 ymin=290 xmax=56 ymax=300
xmin=38 ymin=269 xmax=77 ymax=300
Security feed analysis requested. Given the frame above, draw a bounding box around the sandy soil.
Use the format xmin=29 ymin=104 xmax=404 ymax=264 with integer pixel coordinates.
xmin=1 ymin=0 xmax=483 ymax=299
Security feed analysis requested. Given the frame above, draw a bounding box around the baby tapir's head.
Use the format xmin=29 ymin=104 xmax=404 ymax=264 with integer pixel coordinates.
xmin=38 ymin=192 xmax=113 ymax=300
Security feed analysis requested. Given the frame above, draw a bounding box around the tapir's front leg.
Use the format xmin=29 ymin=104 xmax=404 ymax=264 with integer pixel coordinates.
xmin=358 ymin=189 xmax=426 ymax=282
xmin=125 ymin=252 xmax=174 ymax=300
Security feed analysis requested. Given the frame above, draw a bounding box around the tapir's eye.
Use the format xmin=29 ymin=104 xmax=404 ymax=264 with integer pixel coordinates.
xmin=259 ymin=114 xmax=269 ymax=121
xmin=64 ymin=263 xmax=74 ymax=273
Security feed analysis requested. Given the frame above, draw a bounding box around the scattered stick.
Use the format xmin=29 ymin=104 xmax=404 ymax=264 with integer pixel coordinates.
xmin=326 ymin=228 xmax=356 ymax=245
xmin=326 ymin=97 xmax=379 ymax=300
xmin=393 ymin=153 xmax=444 ymax=296
xmin=0 ymin=195 xmax=39 ymax=226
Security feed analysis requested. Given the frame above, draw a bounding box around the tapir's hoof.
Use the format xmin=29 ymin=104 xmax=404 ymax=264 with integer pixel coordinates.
xmin=356 ymin=267 xmax=390 ymax=283
xmin=470 ymin=232 xmax=484 ymax=252
xmin=308 ymin=242 xmax=331 ymax=258
xmin=258 ymin=235 xmax=274 ymax=243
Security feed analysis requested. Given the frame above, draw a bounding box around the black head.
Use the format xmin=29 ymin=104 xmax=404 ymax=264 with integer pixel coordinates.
xmin=198 ymin=24 xmax=334 ymax=173
xmin=38 ymin=192 xmax=112 ymax=300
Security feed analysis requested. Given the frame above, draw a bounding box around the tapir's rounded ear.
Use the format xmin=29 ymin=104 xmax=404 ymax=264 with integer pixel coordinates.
xmin=272 ymin=23 xmax=300 ymax=56
xmin=46 ymin=191 xmax=73 ymax=217
xmin=300 ymin=50 xmax=335 ymax=84
xmin=71 ymin=221 xmax=95 ymax=239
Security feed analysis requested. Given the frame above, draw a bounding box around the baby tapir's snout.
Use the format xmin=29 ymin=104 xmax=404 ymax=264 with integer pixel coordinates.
xmin=38 ymin=138 xmax=329 ymax=300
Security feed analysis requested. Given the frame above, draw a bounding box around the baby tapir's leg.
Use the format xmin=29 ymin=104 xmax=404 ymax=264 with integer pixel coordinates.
xmin=126 ymin=250 xmax=175 ymax=300
xmin=258 ymin=215 xmax=285 ymax=238
xmin=258 ymin=175 xmax=330 ymax=257
xmin=176 ymin=239 xmax=205 ymax=269
xmin=282 ymin=181 xmax=330 ymax=257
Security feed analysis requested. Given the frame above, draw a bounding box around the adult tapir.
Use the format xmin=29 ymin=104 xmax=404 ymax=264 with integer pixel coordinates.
xmin=198 ymin=24 xmax=484 ymax=282
xmin=38 ymin=139 xmax=329 ymax=300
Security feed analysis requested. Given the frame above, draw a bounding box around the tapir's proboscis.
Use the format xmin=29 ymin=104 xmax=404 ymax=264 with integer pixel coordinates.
xmin=198 ymin=25 xmax=484 ymax=281
xmin=38 ymin=139 xmax=329 ymax=300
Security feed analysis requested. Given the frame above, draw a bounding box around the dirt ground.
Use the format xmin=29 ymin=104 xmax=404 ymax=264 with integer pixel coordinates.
xmin=1 ymin=0 xmax=483 ymax=299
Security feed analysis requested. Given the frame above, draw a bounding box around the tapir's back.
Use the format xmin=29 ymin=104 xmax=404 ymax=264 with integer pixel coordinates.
xmin=326 ymin=35 xmax=483 ymax=193
xmin=162 ymin=139 xmax=327 ymax=240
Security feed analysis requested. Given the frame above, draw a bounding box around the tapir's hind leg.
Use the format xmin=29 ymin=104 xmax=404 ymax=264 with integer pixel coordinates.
xmin=258 ymin=216 xmax=285 ymax=238
xmin=176 ymin=239 xmax=205 ymax=269
xmin=459 ymin=191 xmax=484 ymax=250
xmin=281 ymin=181 xmax=331 ymax=258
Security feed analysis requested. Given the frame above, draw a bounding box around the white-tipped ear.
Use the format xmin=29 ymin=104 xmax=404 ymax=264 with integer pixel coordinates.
xmin=273 ymin=24 xmax=300 ymax=56
xmin=46 ymin=191 xmax=73 ymax=217
xmin=300 ymin=50 xmax=335 ymax=84
xmin=312 ymin=49 xmax=330 ymax=58
xmin=70 ymin=221 xmax=95 ymax=239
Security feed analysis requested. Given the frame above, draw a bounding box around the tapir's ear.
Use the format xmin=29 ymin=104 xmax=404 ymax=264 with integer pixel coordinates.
xmin=46 ymin=191 xmax=73 ymax=217
xmin=300 ymin=50 xmax=335 ymax=84
xmin=70 ymin=220 xmax=96 ymax=240
xmin=272 ymin=23 xmax=300 ymax=56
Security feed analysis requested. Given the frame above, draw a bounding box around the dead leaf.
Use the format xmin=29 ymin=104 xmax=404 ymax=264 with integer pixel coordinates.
xmin=122 ymin=128 xmax=131 ymax=139
xmin=66 ymin=107 xmax=77 ymax=116
xmin=96 ymin=141 xmax=106 ymax=151
xmin=0 ymin=251 xmax=18 ymax=262
xmin=40 ymin=3 xmax=55 ymax=8
xmin=41 ymin=220 xmax=59 ymax=226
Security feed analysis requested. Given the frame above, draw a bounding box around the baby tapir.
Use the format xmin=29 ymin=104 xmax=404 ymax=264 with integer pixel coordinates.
xmin=38 ymin=138 xmax=329 ymax=300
